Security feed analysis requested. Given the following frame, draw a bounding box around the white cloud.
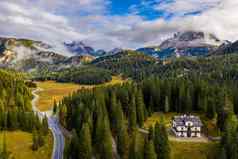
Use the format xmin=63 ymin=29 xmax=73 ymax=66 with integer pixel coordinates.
xmin=0 ymin=0 xmax=238 ymax=52
xmin=155 ymin=0 xmax=220 ymax=15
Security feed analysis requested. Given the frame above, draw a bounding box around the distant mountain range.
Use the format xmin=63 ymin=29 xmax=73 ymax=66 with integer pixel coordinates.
xmin=137 ymin=31 xmax=226 ymax=59
xmin=64 ymin=41 xmax=123 ymax=57
xmin=1 ymin=30 xmax=238 ymax=72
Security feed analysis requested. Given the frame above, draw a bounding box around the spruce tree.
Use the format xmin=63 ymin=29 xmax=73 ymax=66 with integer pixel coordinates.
xmin=70 ymin=130 xmax=80 ymax=159
xmin=129 ymin=130 xmax=144 ymax=159
xmin=164 ymin=96 xmax=170 ymax=113
xmin=218 ymin=147 xmax=227 ymax=159
xmin=42 ymin=115 xmax=49 ymax=136
xmin=100 ymin=118 xmax=113 ymax=159
xmin=144 ymin=139 xmax=157 ymax=159
xmin=78 ymin=123 xmax=92 ymax=159
xmin=154 ymin=122 xmax=170 ymax=159
xmin=32 ymin=128 xmax=39 ymax=151
xmin=136 ymin=89 xmax=145 ymax=127
xmin=117 ymin=121 xmax=129 ymax=159
xmin=53 ymin=100 xmax=57 ymax=114
xmin=129 ymin=95 xmax=137 ymax=131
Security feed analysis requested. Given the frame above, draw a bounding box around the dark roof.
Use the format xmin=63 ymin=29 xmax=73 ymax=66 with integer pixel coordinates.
xmin=173 ymin=115 xmax=203 ymax=127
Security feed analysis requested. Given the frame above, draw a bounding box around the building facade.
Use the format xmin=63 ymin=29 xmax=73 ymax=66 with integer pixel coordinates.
xmin=172 ymin=115 xmax=203 ymax=137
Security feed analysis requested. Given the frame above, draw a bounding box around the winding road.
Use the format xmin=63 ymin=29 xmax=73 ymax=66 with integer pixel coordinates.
xmin=32 ymin=88 xmax=65 ymax=159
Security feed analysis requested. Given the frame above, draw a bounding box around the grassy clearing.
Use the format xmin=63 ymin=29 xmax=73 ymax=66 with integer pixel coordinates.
xmin=1 ymin=131 xmax=53 ymax=159
xmin=144 ymin=112 xmax=220 ymax=159
xmin=170 ymin=141 xmax=219 ymax=159
xmin=143 ymin=112 xmax=220 ymax=137
xmin=36 ymin=76 xmax=126 ymax=111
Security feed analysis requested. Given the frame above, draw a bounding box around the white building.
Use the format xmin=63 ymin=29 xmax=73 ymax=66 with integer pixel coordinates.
xmin=172 ymin=115 xmax=202 ymax=137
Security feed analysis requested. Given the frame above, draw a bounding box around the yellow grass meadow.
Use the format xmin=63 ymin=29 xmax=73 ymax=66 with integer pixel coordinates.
xmin=1 ymin=131 xmax=53 ymax=159
xmin=36 ymin=76 xmax=126 ymax=111
xmin=170 ymin=141 xmax=219 ymax=159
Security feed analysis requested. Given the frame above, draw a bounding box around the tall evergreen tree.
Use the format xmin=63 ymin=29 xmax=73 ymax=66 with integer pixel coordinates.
xmin=78 ymin=123 xmax=92 ymax=159
xmin=154 ymin=122 xmax=170 ymax=159
xmin=136 ymin=89 xmax=145 ymax=127
xmin=129 ymin=95 xmax=137 ymax=131
xmin=129 ymin=130 xmax=144 ymax=159
xmin=144 ymin=139 xmax=157 ymax=159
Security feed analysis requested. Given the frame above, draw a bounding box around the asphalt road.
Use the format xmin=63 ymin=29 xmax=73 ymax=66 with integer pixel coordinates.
xmin=32 ymin=88 xmax=65 ymax=159
xmin=48 ymin=117 xmax=65 ymax=159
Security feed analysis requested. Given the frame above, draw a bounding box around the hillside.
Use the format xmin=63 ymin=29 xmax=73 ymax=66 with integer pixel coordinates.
xmin=0 ymin=37 xmax=96 ymax=72
xmin=92 ymin=50 xmax=158 ymax=80
xmin=0 ymin=69 xmax=32 ymax=111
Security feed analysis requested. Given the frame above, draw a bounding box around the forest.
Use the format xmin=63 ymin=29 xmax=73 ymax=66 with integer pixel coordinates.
xmin=92 ymin=50 xmax=238 ymax=82
xmin=0 ymin=69 xmax=49 ymax=158
xmin=57 ymin=71 xmax=238 ymax=159
xmin=33 ymin=66 xmax=112 ymax=85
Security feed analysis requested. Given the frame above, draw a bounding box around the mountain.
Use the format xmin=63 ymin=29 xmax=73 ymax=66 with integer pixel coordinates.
xmin=64 ymin=41 xmax=95 ymax=56
xmin=0 ymin=37 xmax=53 ymax=64
xmin=137 ymin=31 xmax=223 ymax=59
xmin=211 ymin=40 xmax=238 ymax=55
xmin=108 ymin=48 xmax=123 ymax=55
xmin=0 ymin=37 xmax=96 ymax=71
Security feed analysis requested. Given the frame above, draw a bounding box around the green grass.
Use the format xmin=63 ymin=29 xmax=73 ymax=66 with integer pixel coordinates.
xmin=170 ymin=141 xmax=219 ymax=159
xmin=1 ymin=131 xmax=53 ymax=159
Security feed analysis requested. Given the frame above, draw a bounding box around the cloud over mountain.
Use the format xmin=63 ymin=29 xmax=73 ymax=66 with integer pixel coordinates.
xmin=0 ymin=0 xmax=238 ymax=51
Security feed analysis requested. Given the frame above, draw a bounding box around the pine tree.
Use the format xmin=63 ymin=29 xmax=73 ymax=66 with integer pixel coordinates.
xmin=70 ymin=130 xmax=80 ymax=159
xmin=53 ymin=99 xmax=57 ymax=114
xmin=144 ymin=139 xmax=157 ymax=159
xmin=42 ymin=115 xmax=49 ymax=136
xmin=78 ymin=123 xmax=92 ymax=159
xmin=218 ymin=147 xmax=227 ymax=159
xmin=129 ymin=95 xmax=137 ymax=131
xmin=38 ymin=130 xmax=45 ymax=147
xmin=164 ymin=96 xmax=170 ymax=113
xmin=32 ymin=128 xmax=39 ymax=151
xmin=117 ymin=121 xmax=129 ymax=159
xmin=148 ymin=126 xmax=154 ymax=141
xmin=109 ymin=92 xmax=118 ymax=131
xmin=100 ymin=118 xmax=113 ymax=159
xmin=206 ymin=97 xmax=216 ymax=119
xmin=154 ymin=122 xmax=170 ymax=159
xmin=129 ymin=130 xmax=144 ymax=159
xmin=136 ymin=89 xmax=145 ymax=127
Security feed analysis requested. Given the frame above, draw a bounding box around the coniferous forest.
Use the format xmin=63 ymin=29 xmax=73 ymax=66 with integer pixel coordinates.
xmin=0 ymin=69 xmax=49 ymax=158
xmin=59 ymin=70 xmax=238 ymax=159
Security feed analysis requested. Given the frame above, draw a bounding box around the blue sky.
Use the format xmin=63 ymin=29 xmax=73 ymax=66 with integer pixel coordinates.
xmin=0 ymin=0 xmax=237 ymax=52
xmin=109 ymin=0 xmax=171 ymax=20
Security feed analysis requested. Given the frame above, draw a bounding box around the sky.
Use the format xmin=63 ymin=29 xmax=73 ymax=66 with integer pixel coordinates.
xmin=0 ymin=0 xmax=238 ymax=52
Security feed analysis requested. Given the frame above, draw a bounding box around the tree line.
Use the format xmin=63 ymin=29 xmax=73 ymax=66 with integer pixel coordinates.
xmin=33 ymin=66 xmax=112 ymax=85
xmin=0 ymin=69 xmax=49 ymax=154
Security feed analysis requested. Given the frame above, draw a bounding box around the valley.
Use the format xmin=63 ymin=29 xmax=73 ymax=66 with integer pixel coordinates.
xmin=0 ymin=27 xmax=238 ymax=159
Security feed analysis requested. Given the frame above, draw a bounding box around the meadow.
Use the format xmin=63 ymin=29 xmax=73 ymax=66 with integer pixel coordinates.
xmin=1 ymin=131 xmax=53 ymax=159
xmin=36 ymin=76 xmax=126 ymax=111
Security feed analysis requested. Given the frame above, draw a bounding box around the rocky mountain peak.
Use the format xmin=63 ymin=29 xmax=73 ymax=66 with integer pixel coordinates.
xmin=64 ymin=41 xmax=95 ymax=56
